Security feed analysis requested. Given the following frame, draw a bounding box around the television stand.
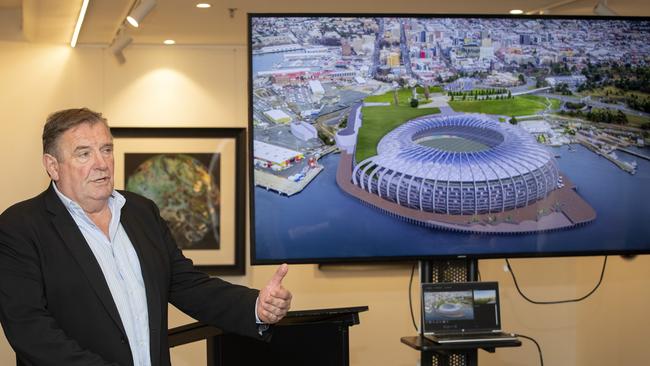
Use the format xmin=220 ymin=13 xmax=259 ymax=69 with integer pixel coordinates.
xmin=400 ymin=259 xmax=518 ymax=366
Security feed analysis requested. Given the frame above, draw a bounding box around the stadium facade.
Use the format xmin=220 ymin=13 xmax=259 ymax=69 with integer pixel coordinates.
xmin=352 ymin=115 xmax=560 ymax=215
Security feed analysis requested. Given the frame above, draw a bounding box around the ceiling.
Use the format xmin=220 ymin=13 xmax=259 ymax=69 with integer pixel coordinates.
xmin=0 ymin=0 xmax=648 ymax=46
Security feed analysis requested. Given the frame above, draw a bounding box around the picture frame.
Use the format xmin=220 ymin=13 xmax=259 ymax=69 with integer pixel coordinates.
xmin=111 ymin=127 xmax=246 ymax=276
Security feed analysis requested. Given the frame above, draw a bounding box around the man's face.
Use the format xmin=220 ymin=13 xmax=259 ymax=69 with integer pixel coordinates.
xmin=44 ymin=122 xmax=115 ymax=209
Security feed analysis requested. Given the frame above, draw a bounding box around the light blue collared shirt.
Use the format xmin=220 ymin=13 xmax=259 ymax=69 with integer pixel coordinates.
xmin=53 ymin=183 xmax=151 ymax=366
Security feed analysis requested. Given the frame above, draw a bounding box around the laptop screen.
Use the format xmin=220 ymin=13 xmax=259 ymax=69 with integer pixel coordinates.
xmin=422 ymin=281 xmax=502 ymax=334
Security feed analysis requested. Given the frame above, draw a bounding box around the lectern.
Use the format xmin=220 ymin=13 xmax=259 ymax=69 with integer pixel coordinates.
xmin=168 ymin=306 xmax=368 ymax=366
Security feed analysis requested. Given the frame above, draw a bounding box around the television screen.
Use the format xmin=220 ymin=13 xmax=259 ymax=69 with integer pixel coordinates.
xmin=248 ymin=14 xmax=650 ymax=264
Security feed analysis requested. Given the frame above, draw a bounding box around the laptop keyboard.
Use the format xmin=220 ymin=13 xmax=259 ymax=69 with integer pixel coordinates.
xmin=427 ymin=332 xmax=516 ymax=343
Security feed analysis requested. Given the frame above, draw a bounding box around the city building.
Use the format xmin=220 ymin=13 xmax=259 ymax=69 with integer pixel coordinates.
xmin=545 ymin=75 xmax=587 ymax=88
xmin=264 ymin=109 xmax=292 ymax=124
xmin=308 ymin=80 xmax=325 ymax=96
xmin=253 ymin=140 xmax=304 ymax=171
xmin=388 ymin=52 xmax=401 ymax=67
xmin=290 ymin=121 xmax=318 ymax=141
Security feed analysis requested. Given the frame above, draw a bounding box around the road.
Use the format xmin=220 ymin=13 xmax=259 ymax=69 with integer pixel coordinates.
xmin=399 ymin=19 xmax=414 ymax=78
xmin=370 ymin=18 xmax=384 ymax=79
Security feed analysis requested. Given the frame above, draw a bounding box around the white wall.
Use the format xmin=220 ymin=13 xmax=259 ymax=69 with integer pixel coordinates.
xmin=1 ymin=38 xmax=650 ymax=366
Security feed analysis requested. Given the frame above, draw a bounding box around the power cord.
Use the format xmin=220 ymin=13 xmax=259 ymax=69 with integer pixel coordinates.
xmin=505 ymin=256 xmax=608 ymax=304
xmin=408 ymin=262 xmax=418 ymax=331
xmin=515 ymin=333 xmax=544 ymax=366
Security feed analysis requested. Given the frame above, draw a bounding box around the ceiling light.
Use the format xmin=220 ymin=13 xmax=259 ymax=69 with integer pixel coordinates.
xmin=70 ymin=0 xmax=90 ymax=48
xmin=196 ymin=3 xmax=211 ymax=8
xmin=509 ymin=9 xmax=524 ymax=15
xmin=126 ymin=0 xmax=156 ymax=28
xmin=163 ymin=39 xmax=176 ymax=45
xmin=110 ymin=31 xmax=133 ymax=64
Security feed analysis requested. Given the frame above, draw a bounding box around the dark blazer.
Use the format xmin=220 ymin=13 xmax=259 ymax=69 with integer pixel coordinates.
xmin=0 ymin=185 xmax=263 ymax=366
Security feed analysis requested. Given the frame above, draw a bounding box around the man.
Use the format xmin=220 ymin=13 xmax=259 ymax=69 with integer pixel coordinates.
xmin=0 ymin=108 xmax=292 ymax=366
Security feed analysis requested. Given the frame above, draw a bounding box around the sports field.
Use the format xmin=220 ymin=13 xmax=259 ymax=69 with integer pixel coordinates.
xmin=416 ymin=136 xmax=489 ymax=152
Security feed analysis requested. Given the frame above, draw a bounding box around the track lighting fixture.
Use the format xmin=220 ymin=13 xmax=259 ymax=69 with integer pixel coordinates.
xmin=593 ymin=0 xmax=617 ymax=15
xmin=126 ymin=0 xmax=156 ymax=28
xmin=110 ymin=30 xmax=133 ymax=64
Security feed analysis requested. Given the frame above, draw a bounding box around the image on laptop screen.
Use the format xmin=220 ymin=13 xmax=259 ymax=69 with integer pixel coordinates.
xmin=422 ymin=282 xmax=501 ymax=334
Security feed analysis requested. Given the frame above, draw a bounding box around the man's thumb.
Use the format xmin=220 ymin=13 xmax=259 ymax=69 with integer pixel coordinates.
xmin=268 ymin=263 xmax=288 ymax=287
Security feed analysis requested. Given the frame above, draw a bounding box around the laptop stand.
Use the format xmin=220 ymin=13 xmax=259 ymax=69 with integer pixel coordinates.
xmin=401 ymin=259 xmax=520 ymax=366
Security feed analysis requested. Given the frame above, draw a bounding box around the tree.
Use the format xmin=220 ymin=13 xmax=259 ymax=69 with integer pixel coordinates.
xmin=410 ymin=98 xmax=419 ymax=108
xmin=518 ymin=73 xmax=526 ymax=84
xmin=422 ymin=83 xmax=430 ymax=100
xmin=509 ymin=116 xmax=518 ymax=125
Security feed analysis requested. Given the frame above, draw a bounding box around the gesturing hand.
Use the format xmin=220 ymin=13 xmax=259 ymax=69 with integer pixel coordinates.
xmin=257 ymin=263 xmax=292 ymax=324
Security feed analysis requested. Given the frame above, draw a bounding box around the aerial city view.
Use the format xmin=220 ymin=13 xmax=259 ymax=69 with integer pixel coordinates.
xmin=251 ymin=16 xmax=650 ymax=255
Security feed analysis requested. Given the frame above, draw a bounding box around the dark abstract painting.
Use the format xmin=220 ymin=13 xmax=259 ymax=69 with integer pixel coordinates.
xmin=125 ymin=153 xmax=221 ymax=250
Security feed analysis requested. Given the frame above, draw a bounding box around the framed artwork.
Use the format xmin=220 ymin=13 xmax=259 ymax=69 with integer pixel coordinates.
xmin=111 ymin=127 xmax=246 ymax=275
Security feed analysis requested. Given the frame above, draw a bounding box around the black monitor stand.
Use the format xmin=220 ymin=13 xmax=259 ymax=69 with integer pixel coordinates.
xmin=401 ymin=259 xmax=520 ymax=366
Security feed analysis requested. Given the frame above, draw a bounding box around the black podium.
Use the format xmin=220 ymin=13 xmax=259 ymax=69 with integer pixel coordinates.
xmin=168 ymin=306 xmax=368 ymax=366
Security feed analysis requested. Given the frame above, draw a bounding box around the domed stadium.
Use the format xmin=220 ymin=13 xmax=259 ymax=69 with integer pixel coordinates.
xmin=352 ymin=115 xmax=560 ymax=215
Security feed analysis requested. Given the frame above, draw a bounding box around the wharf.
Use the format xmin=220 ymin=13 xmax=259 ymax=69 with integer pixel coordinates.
xmin=619 ymin=148 xmax=650 ymax=161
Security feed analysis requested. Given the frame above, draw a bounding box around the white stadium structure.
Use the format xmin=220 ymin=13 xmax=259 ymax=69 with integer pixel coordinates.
xmin=352 ymin=115 xmax=560 ymax=215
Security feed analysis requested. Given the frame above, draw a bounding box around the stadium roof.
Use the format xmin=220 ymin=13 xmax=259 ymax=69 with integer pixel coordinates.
xmin=367 ymin=115 xmax=556 ymax=182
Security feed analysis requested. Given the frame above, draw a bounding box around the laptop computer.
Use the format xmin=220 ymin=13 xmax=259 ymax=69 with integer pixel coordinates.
xmin=421 ymin=281 xmax=517 ymax=344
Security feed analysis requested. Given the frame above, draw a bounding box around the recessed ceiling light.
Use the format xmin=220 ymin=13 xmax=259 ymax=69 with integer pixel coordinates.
xmin=163 ymin=39 xmax=176 ymax=45
xmin=196 ymin=3 xmax=211 ymax=8
xmin=509 ymin=9 xmax=524 ymax=15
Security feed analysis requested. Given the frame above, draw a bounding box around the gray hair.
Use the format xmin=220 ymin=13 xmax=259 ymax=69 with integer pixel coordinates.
xmin=42 ymin=108 xmax=110 ymax=158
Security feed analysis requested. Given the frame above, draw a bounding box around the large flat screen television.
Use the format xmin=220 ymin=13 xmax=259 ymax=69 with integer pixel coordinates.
xmin=248 ymin=14 xmax=650 ymax=264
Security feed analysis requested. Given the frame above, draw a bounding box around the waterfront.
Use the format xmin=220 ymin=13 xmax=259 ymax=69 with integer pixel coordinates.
xmin=254 ymin=145 xmax=650 ymax=261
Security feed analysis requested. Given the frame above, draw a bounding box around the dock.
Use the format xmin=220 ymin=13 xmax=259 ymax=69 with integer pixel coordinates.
xmin=619 ymin=148 xmax=650 ymax=161
xmin=576 ymin=136 xmax=636 ymax=174
xmin=255 ymin=165 xmax=323 ymax=196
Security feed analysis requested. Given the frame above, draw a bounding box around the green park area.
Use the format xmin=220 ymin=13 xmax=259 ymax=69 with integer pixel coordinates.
xmin=355 ymin=105 xmax=440 ymax=162
xmin=578 ymin=86 xmax=648 ymax=99
xmin=623 ymin=113 xmax=650 ymax=128
xmin=364 ymin=86 xmax=442 ymax=106
xmin=449 ymin=95 xmax=560 ymax=116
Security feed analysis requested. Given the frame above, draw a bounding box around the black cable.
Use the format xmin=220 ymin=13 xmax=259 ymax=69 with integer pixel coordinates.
xmin=408 ymin=262 xmax=418 ymax=332
xmin=515 ymin=333 xmax=544 ymax=366
xmin=505 ymin=256 xmax=608 ymax=304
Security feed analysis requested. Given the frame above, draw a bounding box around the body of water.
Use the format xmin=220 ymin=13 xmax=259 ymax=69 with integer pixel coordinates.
xmin=253 ymin=52 xmax=324 ymax=75
xmin=254 ymin=145 xmax=650 ymax=261
xmin=252 ymin=52 xmax=285 ymax=74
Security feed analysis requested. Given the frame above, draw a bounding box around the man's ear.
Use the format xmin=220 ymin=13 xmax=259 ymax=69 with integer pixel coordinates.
xmin=43 ymin=154 xmax=60 ymax=181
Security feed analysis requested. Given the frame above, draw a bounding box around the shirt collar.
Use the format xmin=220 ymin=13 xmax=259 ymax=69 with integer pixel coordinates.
xmin=52 ymin=182 xmax=126 ymax=222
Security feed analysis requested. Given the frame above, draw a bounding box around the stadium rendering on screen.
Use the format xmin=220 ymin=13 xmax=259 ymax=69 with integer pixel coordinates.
xmin=249 ymin=14 xmax=650 ymax=263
